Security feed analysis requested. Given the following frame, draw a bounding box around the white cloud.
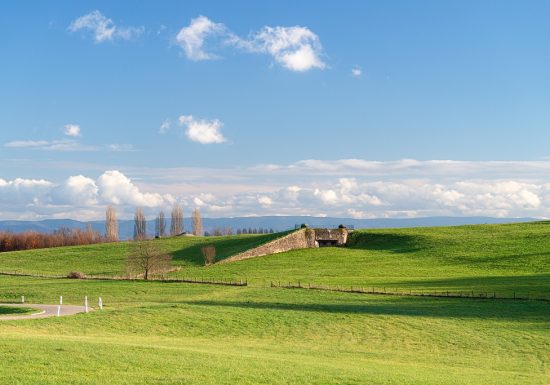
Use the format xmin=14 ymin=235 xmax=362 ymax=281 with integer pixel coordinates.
xmin=107 ymin=144 xmax=134 ymax=152
xmin=178 ymin=115 xmax=227 ymax=144
xmin=175 ymin=15 xmax=226 ymax=60
xmin=175 ymin=16 xmax=325 ymax=71
xmin=159 ymin=119 xmax=172 ymax=134
xmin=64 ymin=124 xmax=81 ymax=137
xmin=4 ymin=139 xmax=98 ymax=152
xmin=98 ymin=170 xmax=173 ymax=207
xmin=4 ymin=159 xmax=550 ymax=220
xmin=68 ymin=10 xmax=143 ymax=43
xmin=258 ymin=195 xmax=273 ymax=207
xmin=243 ymin=26 xmax=326 ymax=72
xmin=351 ymin=67 xmax=362 ymax=77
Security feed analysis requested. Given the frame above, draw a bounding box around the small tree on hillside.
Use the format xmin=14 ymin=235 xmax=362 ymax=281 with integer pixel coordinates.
xmin=105 ymin=206 xmax=119 ymax=242
xmin=170 ymin=204 xmax=183 ymax=235
xmin=201 ymin=245 xmax=216 ymax=266
xmin=126 ymin=241 xmax=172 ymax=280
xmin=192 ymin=208 xmax=203 ymax=236
xmin=134 ymin=208 xmax=147 ymax=240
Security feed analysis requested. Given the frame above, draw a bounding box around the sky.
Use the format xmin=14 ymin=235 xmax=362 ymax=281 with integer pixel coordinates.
xmin=1 ymin=0 xmax=550 ymax=221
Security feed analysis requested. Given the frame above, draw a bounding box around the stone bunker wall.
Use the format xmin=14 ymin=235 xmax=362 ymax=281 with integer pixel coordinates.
xmin=219 ymin=227 xmax=349 ymax=264
xmin=312 ymin=228 xmax=348 ymax=245
xmin=220 ymin=229 xmax=312 ymax=264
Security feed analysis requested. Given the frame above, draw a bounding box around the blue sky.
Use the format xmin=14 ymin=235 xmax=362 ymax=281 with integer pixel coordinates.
xmin=1 ymin=1 xmax=549 ymax=220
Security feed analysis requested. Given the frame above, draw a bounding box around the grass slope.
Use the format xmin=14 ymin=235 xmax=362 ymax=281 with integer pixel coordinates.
xmin=0 ymin=222 xmax=549 ymax=384
xmin=0 ymin=275 xmax=548 ymax=385
xmin=0 ymin=232 xmax=285 ymax=276
xmin=197 ymin=222 xmax=550 ymax=297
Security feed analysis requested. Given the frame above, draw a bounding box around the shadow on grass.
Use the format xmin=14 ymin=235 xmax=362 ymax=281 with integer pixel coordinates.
xmin=170 ymin=232 xmax=292 ymax=266
xmin=184 ymin=297 xmax=550 ymax=321
xmin=0 ymin=306 xmax=36 ymax=315
xmin=347 ymin=232 xmax=423 ymax=253
xmin=385 ymin=274 xmax=550 ymax=296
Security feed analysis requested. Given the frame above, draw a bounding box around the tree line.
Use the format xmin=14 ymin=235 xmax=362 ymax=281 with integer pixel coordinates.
xmin=0 ymin=225 xmax=104 ymax=252
xmin=0 ymin=203 xmax=277 ymax=253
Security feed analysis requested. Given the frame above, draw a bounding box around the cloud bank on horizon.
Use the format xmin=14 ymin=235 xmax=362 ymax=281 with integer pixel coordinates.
xmin=1 ymin=159 xmax=549 ymax=221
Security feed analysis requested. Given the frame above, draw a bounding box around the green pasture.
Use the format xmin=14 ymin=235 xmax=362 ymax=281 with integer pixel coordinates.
xmin=0 ymin=222 xmax=548 ymax=384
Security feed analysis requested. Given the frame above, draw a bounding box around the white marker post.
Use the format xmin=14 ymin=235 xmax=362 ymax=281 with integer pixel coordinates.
xmin=57 ymin=295 xmax=62 ymax=317
xmin=84 ymin=296 xmax=88 ymax=313
xmin=98 ymin=297 xmax=103 ymax=310
xmin=21 ymin=295 xmax=24 ymax=304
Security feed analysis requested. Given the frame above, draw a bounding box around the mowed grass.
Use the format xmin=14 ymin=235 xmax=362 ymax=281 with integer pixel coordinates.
xmin=196 ymin=222 xmax=550 ymax=297
xmin=1 ymin=222 xmax=549 ymax=297
xmin=0 ymin=275 xmax=548 ymax=385
xmin=0 ymin=305 xmax=37 ymax=316
xmin=0 ymin=232 xmax=285 ymax=276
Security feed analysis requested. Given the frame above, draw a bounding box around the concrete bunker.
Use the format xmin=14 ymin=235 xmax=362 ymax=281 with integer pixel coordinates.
xmin=303 ymin=225 xmax=349 ymax=248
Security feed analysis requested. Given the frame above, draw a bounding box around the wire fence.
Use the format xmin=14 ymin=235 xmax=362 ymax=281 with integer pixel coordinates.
xmin=0 ymin=271 xmax=247 ymax=287
xmin=270 ymin=281 xmax=550 ymax=302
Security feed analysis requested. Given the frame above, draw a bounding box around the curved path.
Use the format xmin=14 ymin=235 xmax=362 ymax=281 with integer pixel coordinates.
xmin=0 ymin=303 xmax=89 ymax=320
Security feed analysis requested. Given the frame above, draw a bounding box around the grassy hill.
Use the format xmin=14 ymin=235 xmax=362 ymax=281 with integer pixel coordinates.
xmin=0 ymin=222 xmax=548 ymax=384
xmin=0 ymin=232 xmax=285 ymax=276
xmin=1 ymin=222 xmax=549 ymax=296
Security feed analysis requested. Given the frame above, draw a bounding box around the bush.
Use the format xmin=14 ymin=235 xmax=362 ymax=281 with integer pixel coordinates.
xmin=67 ymin=271 xmax=87 ymax=279
xmin=201 ymin=245 xmax=216 ymax=266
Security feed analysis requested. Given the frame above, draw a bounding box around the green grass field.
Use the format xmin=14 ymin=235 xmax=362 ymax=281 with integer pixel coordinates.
xmin=0 ymin=305 xmax=37 ymax=316
xmin=0 ymin=222 xmax=548 ymax=384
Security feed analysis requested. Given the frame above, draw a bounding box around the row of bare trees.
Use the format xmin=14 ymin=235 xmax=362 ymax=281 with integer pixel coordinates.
xmin=132 ymin=205 xmax=203 ymax=240
xmin=0 ymin=225 xmax=104 ymax=252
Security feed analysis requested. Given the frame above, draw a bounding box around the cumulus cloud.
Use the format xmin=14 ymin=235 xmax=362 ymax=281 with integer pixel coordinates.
xmin=178 ymin=115 xmax=227 ymax=144
xmin=68 ymin=10 xmax=144 ymax=43
xmin=242 ymin=26 xmax=326 ymax=72
xmin=98 ymin=170 xmax=173 ymax=207
xmin=4 ymin=159 xmax=550 ymax=220
xmin=175 ymin=15 xmax=227 ymax=60
xmin=175 ymin=16 xmax=325 ymax=71
xmin=64 ymin=124 xmax=81 ymax=137
xmin=351 ymin=67 xmax=362 ymax=77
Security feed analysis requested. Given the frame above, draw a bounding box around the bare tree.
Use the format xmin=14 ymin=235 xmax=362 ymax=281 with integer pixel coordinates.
xmin=105 ymin=206 xmax=119 ymax=242
xmin=170 ymin=204 xmax=183 ymax=236
xmin=126 ymin=241 xmax=172 ymax=280
xmin=134 ymin=208 xmax=147 ymax=240
xmin=201 ymin=245 xmax=216 ymax=266
xmin=156 ymin=211 xmax=166 ymax=238
xmin=192 ymin=208 xmax=203 ymax=236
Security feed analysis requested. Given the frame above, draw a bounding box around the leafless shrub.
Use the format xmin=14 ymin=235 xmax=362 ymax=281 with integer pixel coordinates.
xmin=67 ymin=271 xmax=87 ymax=279
xmin=201 ymin=245 xmax=216 ymax=266
xmin=0 ymin=227 xmax=105 ymax=253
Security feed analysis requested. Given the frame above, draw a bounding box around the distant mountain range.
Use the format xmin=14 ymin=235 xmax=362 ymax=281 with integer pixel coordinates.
xmin=0 ymin=216 xmax=538 ymax=240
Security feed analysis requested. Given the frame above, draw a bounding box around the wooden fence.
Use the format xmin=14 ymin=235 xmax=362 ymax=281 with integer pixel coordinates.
xmin=270 ymin=281 xmax=550 ymax=302
xmin=0 ymin=271 xmax=247 ymax=287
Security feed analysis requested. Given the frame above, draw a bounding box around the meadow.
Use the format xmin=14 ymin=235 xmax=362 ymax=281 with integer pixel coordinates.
xmin=0 ymin=222 xmax=548 ymax=384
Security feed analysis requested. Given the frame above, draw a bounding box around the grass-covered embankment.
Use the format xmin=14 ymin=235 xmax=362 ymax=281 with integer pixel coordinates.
xmin=0 ymin=275 xmax=548 ymax=385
